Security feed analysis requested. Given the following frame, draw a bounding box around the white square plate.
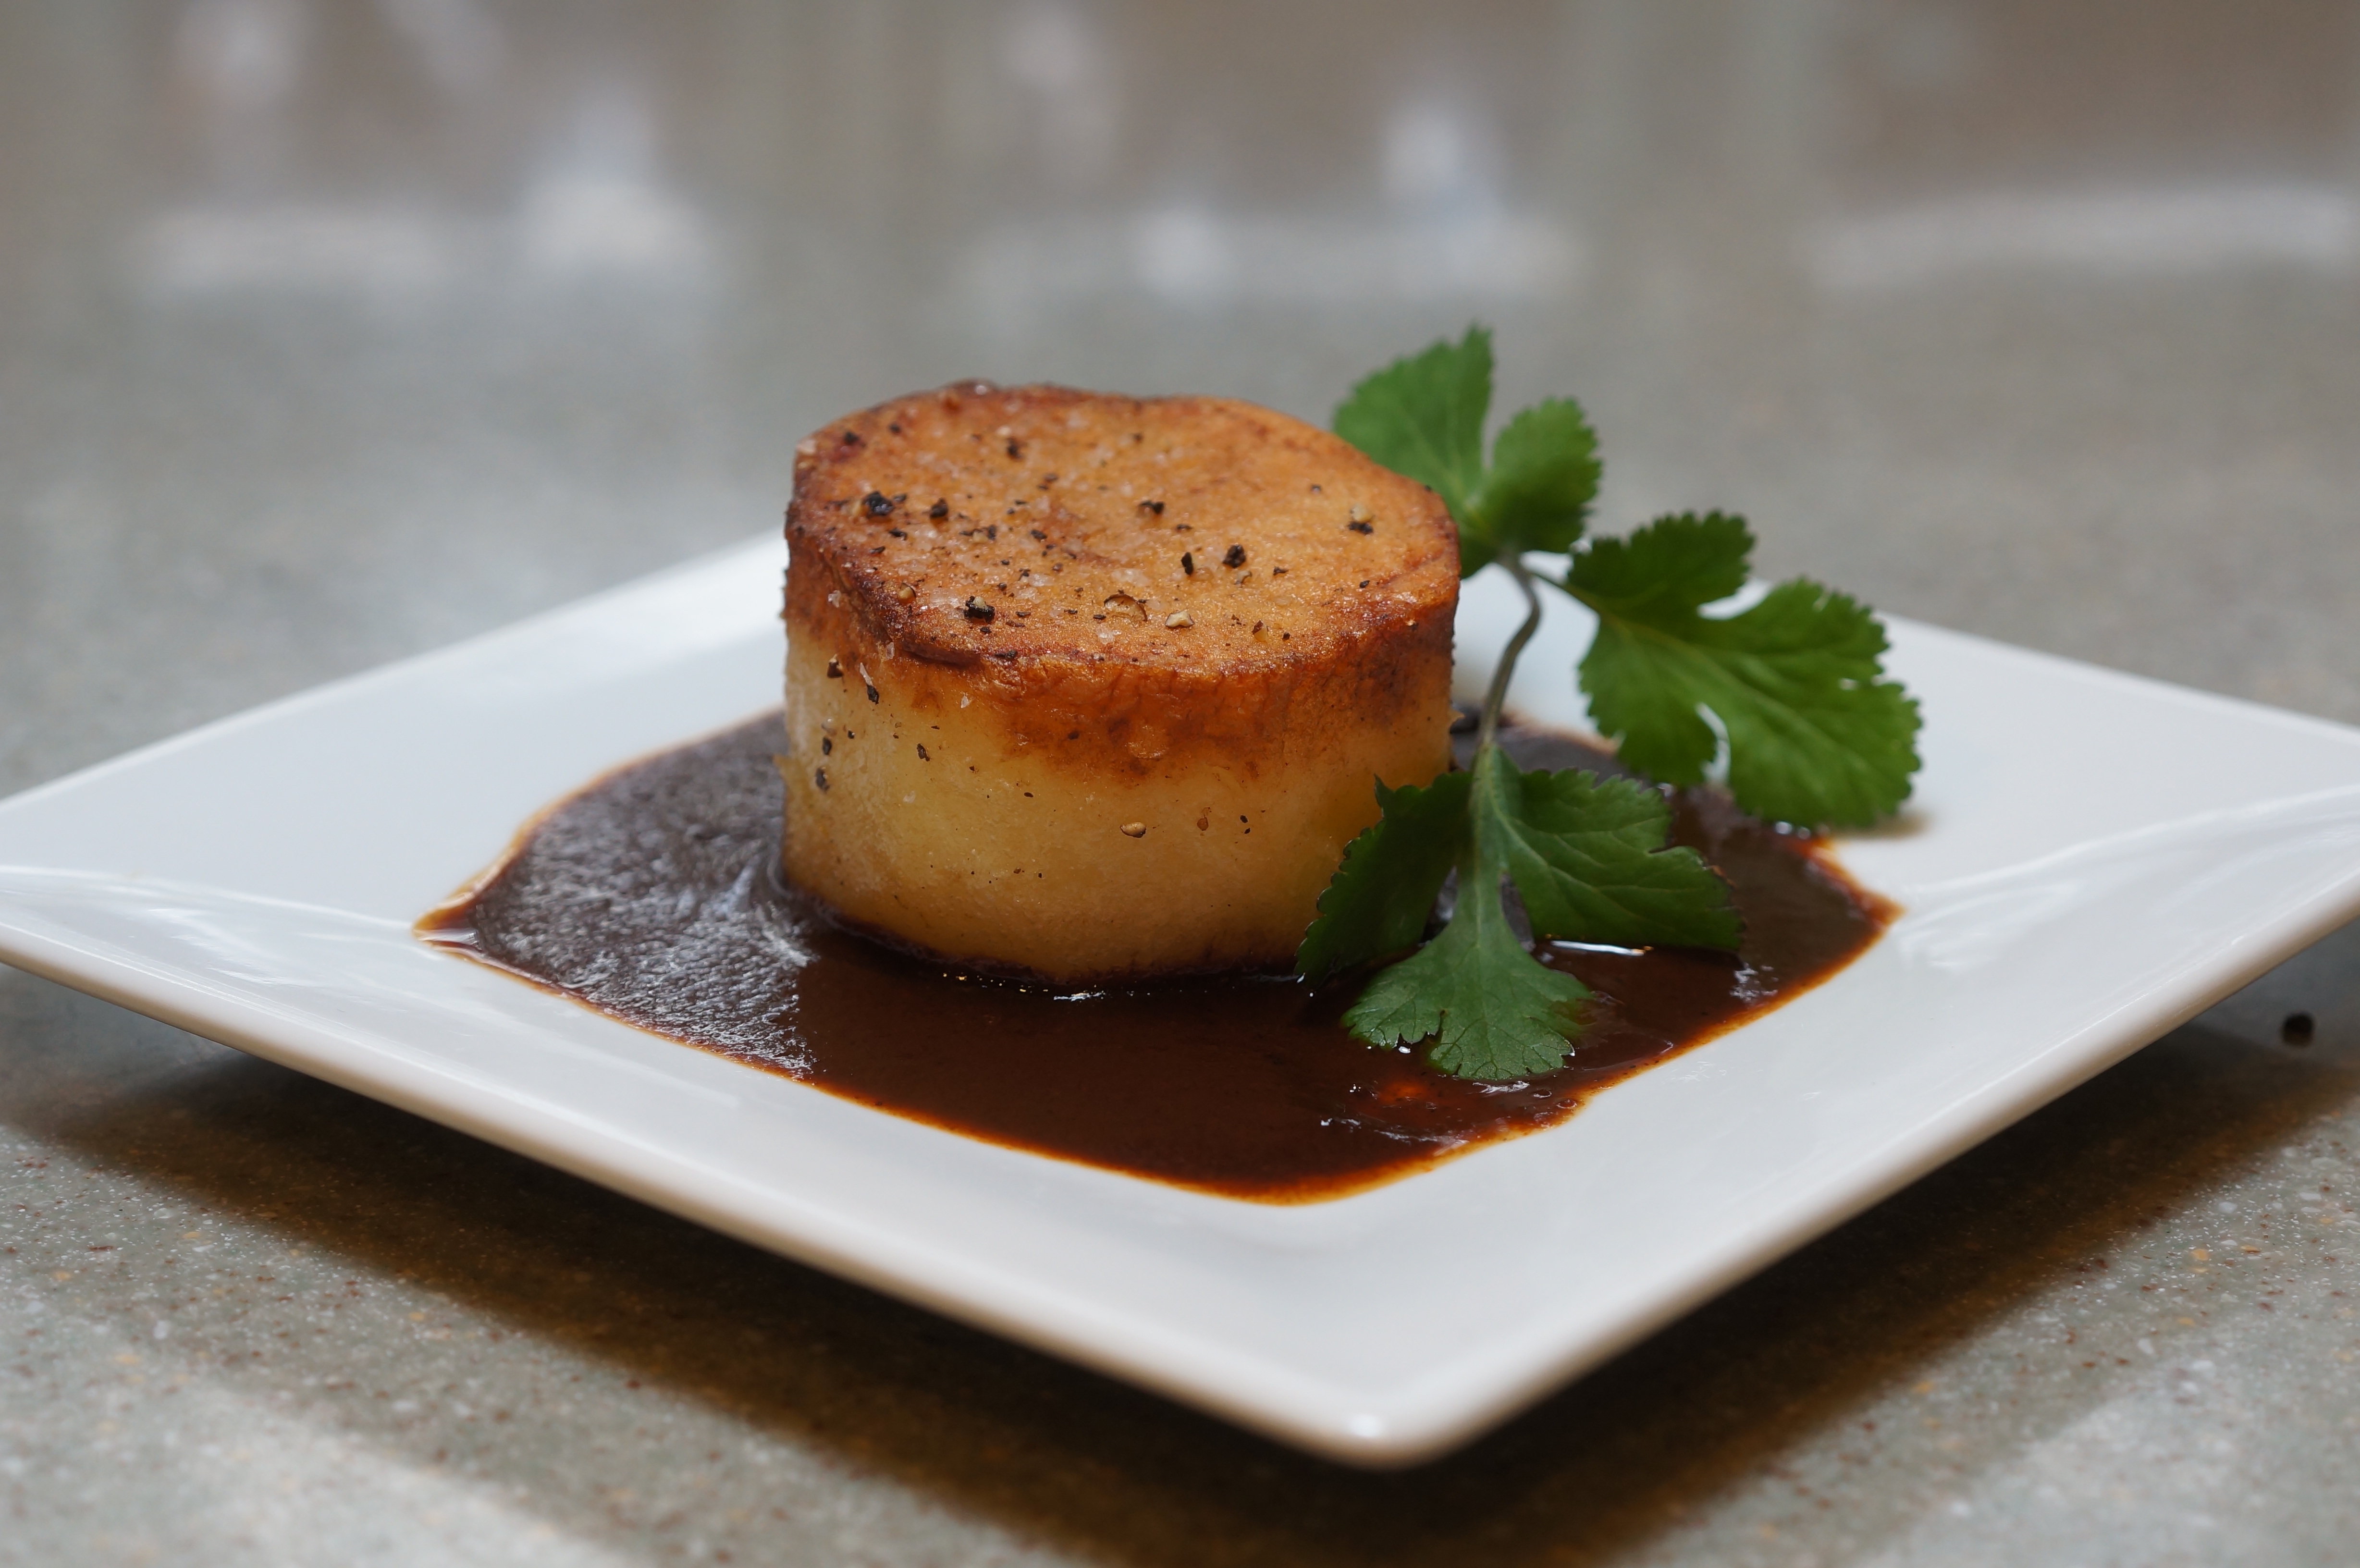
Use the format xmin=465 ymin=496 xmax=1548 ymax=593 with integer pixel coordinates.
xmin=5 ymin=537 xmax=2360 ymax=1466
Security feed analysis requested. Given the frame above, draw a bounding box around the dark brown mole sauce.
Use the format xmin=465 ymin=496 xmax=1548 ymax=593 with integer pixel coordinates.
xmin=418 ymin=713 xmax=1893 ymax=1203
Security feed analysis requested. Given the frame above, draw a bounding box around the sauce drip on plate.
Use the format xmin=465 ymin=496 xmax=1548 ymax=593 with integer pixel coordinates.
xmin=419 ymin=714 xmax=1891 ymax=1201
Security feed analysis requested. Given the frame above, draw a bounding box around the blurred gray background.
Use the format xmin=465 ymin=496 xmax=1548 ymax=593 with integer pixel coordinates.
xmin=3 ymin=3 xmax=2358 ymax=1564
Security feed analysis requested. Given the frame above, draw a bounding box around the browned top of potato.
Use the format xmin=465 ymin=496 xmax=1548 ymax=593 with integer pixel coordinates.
xmin=786 ymin=382 xmax=1458 ymax=673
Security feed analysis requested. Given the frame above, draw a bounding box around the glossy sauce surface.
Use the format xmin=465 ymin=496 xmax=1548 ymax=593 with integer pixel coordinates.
xmin=420 ymin=714 xmax=1892 ymax=1201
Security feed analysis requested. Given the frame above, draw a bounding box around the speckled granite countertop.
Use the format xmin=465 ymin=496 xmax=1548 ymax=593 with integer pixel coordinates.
xmin=3 ymin=3 xmax=2356 ymax=1563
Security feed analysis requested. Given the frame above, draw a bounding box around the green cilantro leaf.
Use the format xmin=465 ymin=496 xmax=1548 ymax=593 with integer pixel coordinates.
xmin=1332 ymin=746 xmax=1739 ymax=1079
xmin=1567 ymin=512 xmax=1922 ymax=827
xmin=1564 ymin=504 xmax=1749 ymax=610
xmin=1331 ymin=327 xmax=1602 ymax=576
xmin=1332 ymin=326 xmax=1492 ymax=523
xmin=1344 ymin=851 xmax=1593 ymax=1081
xmin=1462 ymin=397 xmax=1600 ymax=568
xmin=1294 ymin=771 xmax=1471 ymax=983
xmin=1474 ymin=753 xmax=1741 ymax=950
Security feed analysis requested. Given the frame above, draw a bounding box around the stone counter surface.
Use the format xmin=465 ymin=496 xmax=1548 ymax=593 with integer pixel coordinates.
xmin=4 ymin=3 xmax=2357 ymax=1563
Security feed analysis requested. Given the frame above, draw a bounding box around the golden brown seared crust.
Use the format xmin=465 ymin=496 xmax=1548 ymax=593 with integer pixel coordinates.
xmin=786 ymin=383 xmax=1460 ymax=778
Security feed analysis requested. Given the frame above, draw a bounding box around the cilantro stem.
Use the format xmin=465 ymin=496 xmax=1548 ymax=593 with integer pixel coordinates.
xmin=1474 ymin=553 xmax=1543 ymax=756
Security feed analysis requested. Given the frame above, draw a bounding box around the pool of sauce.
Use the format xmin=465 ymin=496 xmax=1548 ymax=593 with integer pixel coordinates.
xmin=419 ymin=714 xmax=1892 ymax=1202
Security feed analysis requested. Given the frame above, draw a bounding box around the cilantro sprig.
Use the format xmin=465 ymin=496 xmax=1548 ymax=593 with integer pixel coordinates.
xmin=1566 ymin=512 xmax=1920 ymax=826
xmin=1300 ymin=327 xmax=1921 ymax=1081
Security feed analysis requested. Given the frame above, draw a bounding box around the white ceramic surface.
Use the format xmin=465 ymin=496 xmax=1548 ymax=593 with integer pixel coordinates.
xmin=3 ymin=536 xmax=2358 ymax=1466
